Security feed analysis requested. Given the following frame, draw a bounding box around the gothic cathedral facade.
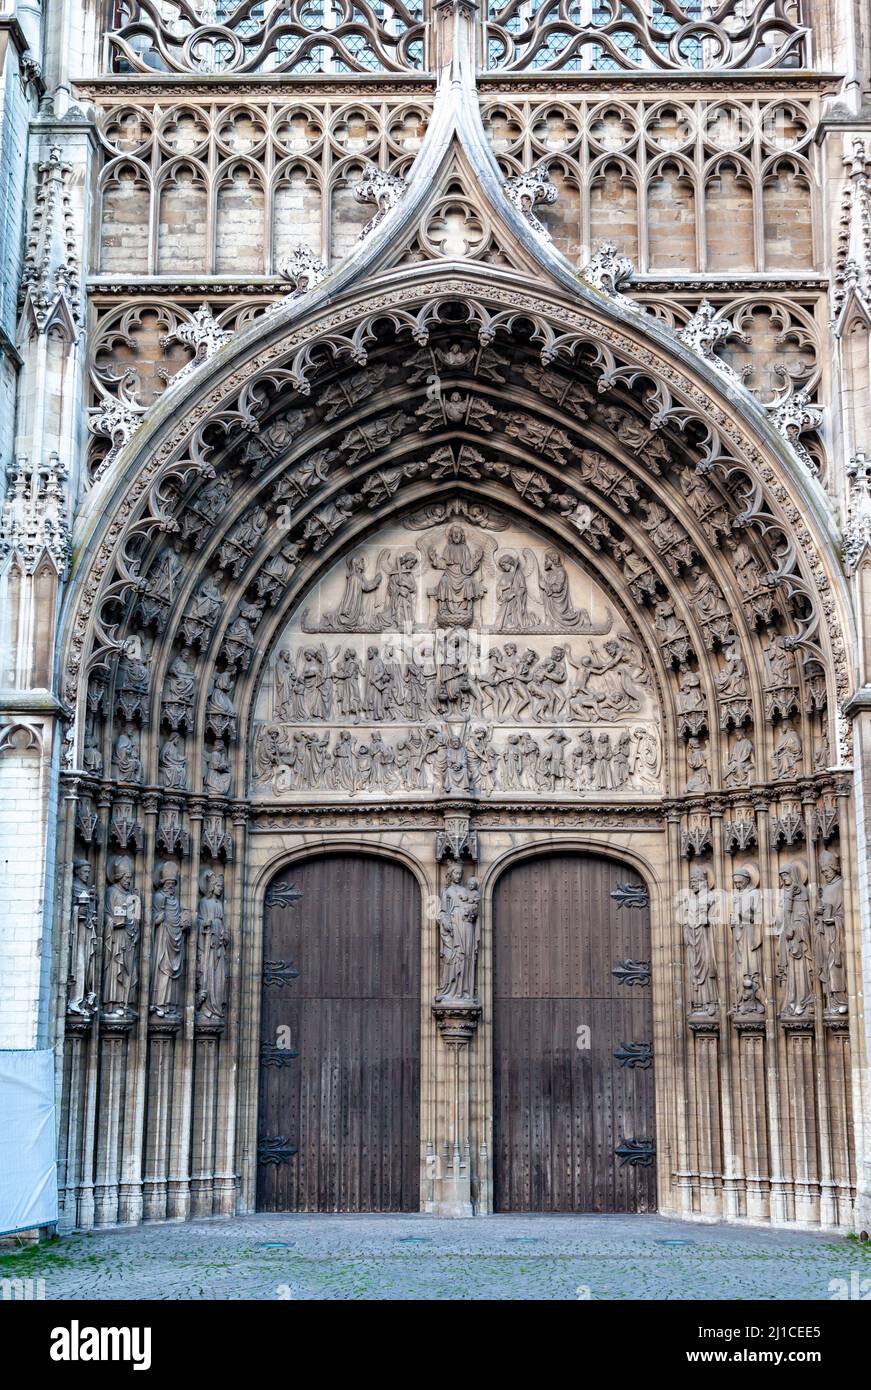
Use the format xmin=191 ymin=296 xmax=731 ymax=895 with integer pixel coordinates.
xmin=2 ymin=0 xmax=871 ymax=1231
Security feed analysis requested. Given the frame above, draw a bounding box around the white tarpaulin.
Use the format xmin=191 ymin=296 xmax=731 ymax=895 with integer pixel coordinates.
xmin=0 ymin=1049 xmax=58 ymax=1234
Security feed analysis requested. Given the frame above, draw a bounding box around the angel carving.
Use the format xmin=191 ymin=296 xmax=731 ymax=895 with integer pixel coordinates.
xmin=494 ymin=551 xmax=536 ymax=631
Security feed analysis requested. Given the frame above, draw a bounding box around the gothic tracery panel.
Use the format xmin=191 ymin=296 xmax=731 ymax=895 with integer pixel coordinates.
xmin=483 ymin=0 xmax=808 ymax=74
xmin=106 ymin=0 xmax=427 ymax=76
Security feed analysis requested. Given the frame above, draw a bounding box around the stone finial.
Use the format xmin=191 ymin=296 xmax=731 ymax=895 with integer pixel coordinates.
xmin=18 ymin=145 xmax=81 ymax=335
xmin=501 ymin=162 xmax=559 ymax=242
xmin=88 ymin=391 xmax=145 ymax=476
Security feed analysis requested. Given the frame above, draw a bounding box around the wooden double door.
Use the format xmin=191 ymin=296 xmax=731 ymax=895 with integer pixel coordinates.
xmin=492 ymin=852 xmax=656 ymax=1213
xmin=257 ymin=853 xmax=420 ymax=1212
xmin=257 ymin=848 xmax=654 ymax=1214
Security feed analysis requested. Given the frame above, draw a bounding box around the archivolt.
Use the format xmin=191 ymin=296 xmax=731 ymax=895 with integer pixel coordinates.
xmin=60 ymin=267 xmax=854 ymax=820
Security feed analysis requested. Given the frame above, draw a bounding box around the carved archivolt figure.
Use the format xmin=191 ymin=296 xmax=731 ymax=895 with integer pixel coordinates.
xmin=772 ymin=720 xmax=802 ymax=779
xmin=776 ymin=861 xmax=813 ymax=1017
xmin=187 ymin=575 xmax=224 ymax=625
xmin=103 ymin=855 xmax=141 ymax=1017
xmin=113 ymin=722 xmax=143 ymax=783
xmin=715 ymin=638 xmax=749 ymax=699
xmin=678 ymin=669 xmax=706 ymax=714
xmin=654 ymin=598 xmax=689 ymax=646
xmin=196 ymin=870 xmax=228 ymax=1024
xmin=150 ymin=861 xmax=192 ymax=1018
xmin=724 ymin=733 xmax=755 ymax=788
xmin=68 ymin=860 xmax=98 ymax=1017
xmin=682 ymin=864 xmax=719 ymax=1017
xmin=729 ymin=538 xmax=763 ymax=596
xmin=435 ymin=866 xmax=480 ymax=1003
xmin=729 ymin=864 xmax=764 ymax=1014
xmin=82 ymin=726 xmax=103 ymax=775
xmin=684 ymin=737 xmax=711 ymax=793
xmin=764 ymin=635 xmax=798 ymax=688
xmin=687 ymin=566 xmax=728 ymax=621
xmin=159 ymin=731 xmax=188 ymax=789
xmin=207 ymin=670 xmax=237 ymax=736
xmin=204 ymin=742 xmax=232 ymax=796
xmin=815 ymin=850 xmax=848 ymax=1015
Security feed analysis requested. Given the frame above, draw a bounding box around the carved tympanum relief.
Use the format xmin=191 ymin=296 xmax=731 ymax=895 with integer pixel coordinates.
xmin=251 ymin=518 xmax=661 ymax=799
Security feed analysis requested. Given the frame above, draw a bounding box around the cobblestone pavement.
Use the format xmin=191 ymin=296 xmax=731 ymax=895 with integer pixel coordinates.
xmin=2 ymin=1214 xmax=867 ymax=1300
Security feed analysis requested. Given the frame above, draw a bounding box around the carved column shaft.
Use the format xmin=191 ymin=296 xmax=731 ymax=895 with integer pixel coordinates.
xmin=116 ymin=793 xmax=160 ymax=1226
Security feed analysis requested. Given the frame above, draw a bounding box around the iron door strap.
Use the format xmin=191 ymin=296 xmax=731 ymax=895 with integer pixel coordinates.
xmin=262 ymin=959 xmax=300 ymax=986
xmin=614 ymin=1041 xmax=653 ymax=1069
xmin=258 ymin=1136 xmax=298 ymax=1165
xmin=265 ymin=882 xmax=302 ymax=909
xmin=259 ymin=1041 xmax=300 ymax=1066
xmin=610 ymin=882 xmax=650 ymax=910
xmin=611 ymin=959 xmax=651 ymax=986
xmin=615 ymin=1139 xmax=656 ymax=1168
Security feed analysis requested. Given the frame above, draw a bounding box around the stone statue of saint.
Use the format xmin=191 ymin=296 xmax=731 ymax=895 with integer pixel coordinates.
xmin=159 ymin=731 xmax=188 ymax=789
xmin=196 ymin=870 xmax=229 ymax=1024
xmin=68 ymin=860 xmax=99 ymax=1017
xmin=435 ymin=865 xmax=480 ymax=1002
xmin=729 ymin=864 xmax=764 ymax=1014
xmin=150 ymin=861 xmax=192 ymax=1018
xmin=103 ymin=855 xmax=141 ymax=1017
xmin=772 ymin=721 xmax=803 ymax=779
xmin=776 ymin=861 xmax=813 ymax=1017
xmin=815 ymin=850 xmax=847 ymax=1016
xmin=681 ymin=864 xmax=718 ymax=1017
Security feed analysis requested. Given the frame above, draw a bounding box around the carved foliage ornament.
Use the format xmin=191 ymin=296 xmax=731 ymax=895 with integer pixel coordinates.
xmin=354 ymin=162 xmax=409 ymax=240
xmin=578 ymin=241 xmax=633 ymax=298
xmin=501 ymin=163 xmax=559 ymax=243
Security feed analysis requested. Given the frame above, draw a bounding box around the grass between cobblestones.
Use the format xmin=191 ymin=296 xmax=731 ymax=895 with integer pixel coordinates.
xmin=1 ymin=1214 xmax=867 ymax=1300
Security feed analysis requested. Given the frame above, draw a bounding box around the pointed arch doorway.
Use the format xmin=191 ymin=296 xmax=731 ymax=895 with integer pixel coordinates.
xmin=257 ymin=852 xmax=421 ymax=1212
xmin=492 ymin=851 xmax=656 ymax=1213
